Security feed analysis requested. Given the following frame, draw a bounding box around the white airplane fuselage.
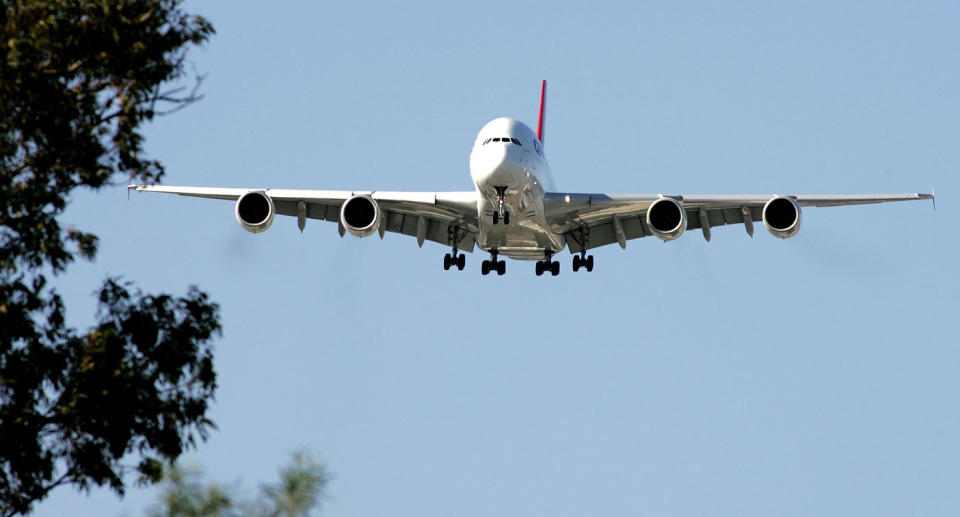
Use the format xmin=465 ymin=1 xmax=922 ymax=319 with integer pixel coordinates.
xmin=469 ymin=117 xmax=565 ymax=259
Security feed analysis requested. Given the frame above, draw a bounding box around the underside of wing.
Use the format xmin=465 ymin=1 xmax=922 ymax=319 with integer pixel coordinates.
xmin=129 ymin=185 xmax=481 ymax=252
xmin=545 ymin=191 xmax=933 ymax=253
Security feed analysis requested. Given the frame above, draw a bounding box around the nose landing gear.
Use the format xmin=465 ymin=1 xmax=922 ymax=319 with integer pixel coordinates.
xmin=481 ymin=250 xmax=506 ymax=276
xmin=492 ymin=186 xmax=510 ymax=225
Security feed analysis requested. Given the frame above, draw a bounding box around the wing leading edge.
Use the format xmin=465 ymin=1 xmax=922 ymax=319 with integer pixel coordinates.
xmin=543 ymin=191 xmax=933 ymax=253
xmin=128 ymin=185 xmax=481 ymax=252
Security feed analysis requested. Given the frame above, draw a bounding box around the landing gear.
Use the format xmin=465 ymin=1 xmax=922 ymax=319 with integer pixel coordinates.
xmin=481 ymin=251 xmax=505 ymax=276
xmin=572 ymin=254 xmax=594 ymax=272
xmin=443 ymin=252 xmax=465 ymax=271
xmin=492 ymin=186 xmax=510 ymax=225
xmin=443 ymin=225 xmax=466 ymax=271
xmin=535 ymin=252 xmax=560 ymax=276
xmin=571 ymin=226 xmax=594 ymax=272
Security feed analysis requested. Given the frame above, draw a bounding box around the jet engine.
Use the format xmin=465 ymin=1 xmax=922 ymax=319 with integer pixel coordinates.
xmin=340 ymin=194 xmax=382 ymax=237
xmin=762 ymin=195 xmax=802 ymax=238
xmin=646 ymin=197 xmax=687 ymax=241
xmin=235 ymin=191 xmax=275 ymax=233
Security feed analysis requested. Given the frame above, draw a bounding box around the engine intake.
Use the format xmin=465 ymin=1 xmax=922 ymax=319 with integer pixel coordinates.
xmin=340 ymin=195 xmax=381 ymax=237
xmin=235 ymin=191 xmax=275 ymax=233
xmin=762 ymin=196 xmax=802 ymax=238
xmin=646 ymin=197 xmax=686 ymax=241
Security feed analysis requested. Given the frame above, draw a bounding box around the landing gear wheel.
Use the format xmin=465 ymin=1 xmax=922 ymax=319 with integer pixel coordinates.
xmin=572 ymin=253 xmax=594 ymax=272
xmin=550 ymin=261 xmax=560 ymax=276
xmin=457 ymin=254 xmax=465 ymax=270
xmin=492 ymin=212 xmax=499 ymax=225
xmin=503 ymin=212 xmax=510 ymax=225
xmin=483 ymin=251 xmax=500 ymax=276
xmin=535 ymin=261 xmax=544 ymax=276
xmin=443 ymin=254 xmax=451 ymax=270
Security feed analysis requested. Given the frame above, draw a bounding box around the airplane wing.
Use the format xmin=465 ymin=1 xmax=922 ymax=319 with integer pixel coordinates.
xmin=128 ymin=185 xmax=481 ymax=252
xmin=543 ymin=192 xmax=934 ymax=252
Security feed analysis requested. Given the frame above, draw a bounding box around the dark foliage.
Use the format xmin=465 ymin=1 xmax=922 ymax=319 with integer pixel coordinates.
xmin=1 ymin=1 xmax=218 ymax=515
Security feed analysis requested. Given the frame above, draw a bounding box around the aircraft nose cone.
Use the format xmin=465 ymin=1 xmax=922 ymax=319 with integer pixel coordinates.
xmin=470 ymin=141 xmax=526 ymax=189
xmin=488 ymin=145 xmax=524 ymax=182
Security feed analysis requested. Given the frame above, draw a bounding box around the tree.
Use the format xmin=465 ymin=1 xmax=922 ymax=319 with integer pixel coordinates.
xmin=147 ymin=451 xmax=331 ymax=517
xmin=148 ymin=463 xmax=232 ymax=517
xmin=1 ymin=1 xmax=218 ymax=515
xmin=256 ymin=450 xmax=331 ymax=517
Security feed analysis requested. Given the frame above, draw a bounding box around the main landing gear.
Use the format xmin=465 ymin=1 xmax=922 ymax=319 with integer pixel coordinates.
xmin=571 ymin=226 xmax=594 ymax=272
xmin=572 ymin=253 xmax=594 ymax=272
xmin=481 ymin=250 xmax=506 ymax=276
xmin=443 ymin=225 xmax=466 ymax=271
xmin=535 ymin=252 xmax=560 ymax=276
xmin=443 ymin=251 xmax=465 ymax=271
xmin=491 ymin=186 xmax=510 ymax=225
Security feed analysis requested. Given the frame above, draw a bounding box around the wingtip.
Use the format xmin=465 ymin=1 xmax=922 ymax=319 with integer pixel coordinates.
xmin=931 ymin=187 xmax=936 ymax=211
xmin=126 ymin=184 xmax=146 ymax=201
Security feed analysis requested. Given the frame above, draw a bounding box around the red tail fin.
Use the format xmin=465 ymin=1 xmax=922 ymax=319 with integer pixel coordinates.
xmin=536 ymin=80 xmax=547 ymax=146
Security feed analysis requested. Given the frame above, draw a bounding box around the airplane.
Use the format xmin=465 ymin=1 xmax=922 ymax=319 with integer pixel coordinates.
xmin=129 ymin=81 xmax=933 ymax=276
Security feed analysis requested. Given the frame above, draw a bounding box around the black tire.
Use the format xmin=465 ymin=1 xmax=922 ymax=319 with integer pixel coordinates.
xmin=572 ymin=255 xmax=581 ymax=272
xmin=443 ymin=254 xmax=451 ymax=270
xmin=492 ymin=212 xmax=499 ymax=224
xmin=535 ymin=261 xmax=544 ymax=276
xmin=497 ymin=260 xmax=506 ymax=275
xmin=551 ymin=261 xmax=560 ymax=276
xmin=586 ymin=255 xmax=594 ymax=272
xmin=481 ymin=260 xmax=490 ymax=275
xmin=457 ymin=254 xmax=465 ymax=270
xmin=504 ymin=212 xmax=510 ymax=225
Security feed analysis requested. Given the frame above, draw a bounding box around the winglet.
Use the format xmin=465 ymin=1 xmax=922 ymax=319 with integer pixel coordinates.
xmin=536 ymin=80 xmax=547 ymax=146
xmin=931 ymin=187 xmax=936 ymax=211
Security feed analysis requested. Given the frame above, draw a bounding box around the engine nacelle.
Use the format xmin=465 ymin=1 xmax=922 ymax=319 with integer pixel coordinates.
xmin=235 ymin=191 xmax=275 ymax=233
xmin=646 ymin=197 xmax=687 ymax=241
xmin=762 ymin=195 xmax=802 ymax=238
xmin=340 ymin=194 xmax=382 ymax=238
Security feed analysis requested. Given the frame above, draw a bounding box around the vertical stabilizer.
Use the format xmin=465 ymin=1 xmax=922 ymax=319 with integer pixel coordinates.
xmin=537 ymin=80 xmax=547 ymax=146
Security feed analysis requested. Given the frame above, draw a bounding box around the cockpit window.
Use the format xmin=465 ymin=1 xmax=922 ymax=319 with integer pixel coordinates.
xmin=482 ymin=136 xmax=522 ymax=146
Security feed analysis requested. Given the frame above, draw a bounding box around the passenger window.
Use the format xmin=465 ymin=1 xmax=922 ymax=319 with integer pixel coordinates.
xmin=493 ymin=137 xmax=500 ymax=142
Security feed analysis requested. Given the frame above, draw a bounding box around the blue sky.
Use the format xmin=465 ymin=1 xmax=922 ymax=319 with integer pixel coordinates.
xmin=34 ymin=1 xmax=957 ymax=516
